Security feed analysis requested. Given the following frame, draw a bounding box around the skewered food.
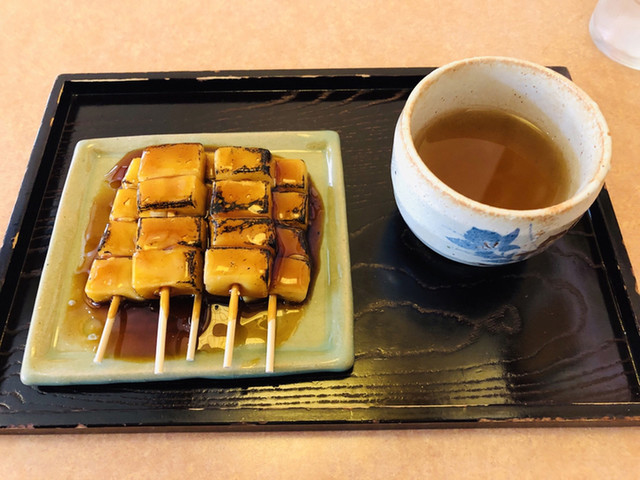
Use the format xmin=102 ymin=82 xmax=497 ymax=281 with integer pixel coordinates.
xmin=85 ymin=158 xmax=149 ymax=363
xmin=210 ymin=217 xmax=276 ymax=252
xmin=213 ymin=146 xmax=273 ymax=183
xmin=110 ymin=187 xmax=138 ymax=222
xmin=132 ymin=247 xmax=204 ymax=298
xmin=275 ymin=224 xmax=309 ymax=259
xmin=96 ymin=220 xmax=137 ymax=258
xmin=269 ymin=257 xmax=311 ymax=303
xmin=269 ymin=224 xmax=311 ymax=303
xmin=204 ymin=247 xmax=272 ymax=298
xmin=262 ymin=156 xmax=313 ymax=371
xmin=138 ymin=143 xmax=206 ymax=181
xmin=85 ymin=257 xmax=144 ymax=303
xmin=210 ymin=180 xmax=272 ymax=218
xmin=121 ymin=156 xmax=141 ymax=188
xmin=134 ymin=143 xmax=209 ymax=372
xmin=274 ymin=156 xmax=308 ymax=192
xmin=84 ymin=142 xmax=316 ymax=372
xmin=270 ymin=156 xmax=312 ymax=303
xmin=137 ymin=216 xmax=206 ymax=250
xmin=86 ymin=163 xmax=143 ymax=304
xmin=273 ymin=191 xmax=308 ymax=229
xmin=138 ymin=175 xmax=208 ymax=217
xmin=204 ymin=149 xmax=279 ymax=367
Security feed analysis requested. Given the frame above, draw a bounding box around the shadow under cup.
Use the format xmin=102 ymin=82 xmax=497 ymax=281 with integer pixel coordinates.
xmin=391 ymin=57 xmax=611 ymax=266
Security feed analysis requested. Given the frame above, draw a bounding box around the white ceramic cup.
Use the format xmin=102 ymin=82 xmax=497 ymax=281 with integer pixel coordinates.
xmin=391 ymin=56 xmax=611 ymax=266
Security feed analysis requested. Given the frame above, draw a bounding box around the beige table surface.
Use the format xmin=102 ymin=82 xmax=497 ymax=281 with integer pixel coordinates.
xmin=2 ymin=0 xmax=640 ymax=478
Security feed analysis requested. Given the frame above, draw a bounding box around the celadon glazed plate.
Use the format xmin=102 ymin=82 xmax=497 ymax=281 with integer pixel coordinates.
xmin=21 ymin=131 xmax=353 ymax=385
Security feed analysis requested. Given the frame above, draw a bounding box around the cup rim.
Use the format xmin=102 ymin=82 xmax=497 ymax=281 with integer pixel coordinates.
xmin=400 ymin=56 xmax=612 ymax=219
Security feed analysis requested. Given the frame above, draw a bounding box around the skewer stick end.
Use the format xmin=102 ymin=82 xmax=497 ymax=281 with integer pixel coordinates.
xmin=186 ymin=293 xmax=202 ymax=362
xmin=154 ymin=287 xmax=171 ymax=374
xmin=265 ymin=294 xmax=278 ymax=373
xmin=93 ymin=295 xmax=121 ymax=364
xmin=223 ymin=285 xmax=240 ymax=368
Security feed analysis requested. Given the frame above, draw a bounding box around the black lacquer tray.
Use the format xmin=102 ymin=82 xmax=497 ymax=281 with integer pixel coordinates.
xmin=1 ymin=68 xmax=640 ymax=432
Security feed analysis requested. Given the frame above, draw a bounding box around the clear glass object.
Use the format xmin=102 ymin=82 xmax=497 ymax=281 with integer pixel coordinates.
xmin=589 ymin=0 xmax=640 ymax=70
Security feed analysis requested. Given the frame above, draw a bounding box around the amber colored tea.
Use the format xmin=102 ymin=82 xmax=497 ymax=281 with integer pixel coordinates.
xmin=415 ymin=108 xmax=571 ymax=210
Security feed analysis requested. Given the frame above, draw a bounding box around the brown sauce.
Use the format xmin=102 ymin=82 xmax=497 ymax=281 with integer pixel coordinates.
xmin=63 ymin=146 xmax=324 ymax=361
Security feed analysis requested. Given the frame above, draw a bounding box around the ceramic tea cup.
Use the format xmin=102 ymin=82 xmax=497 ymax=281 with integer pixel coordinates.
xmin=391 ymin=56 xmax=611 ymax=266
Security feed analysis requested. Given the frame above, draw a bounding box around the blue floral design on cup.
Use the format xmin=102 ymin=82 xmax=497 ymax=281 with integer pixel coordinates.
xmin=446 ymin=227 xmax=521 ymax=263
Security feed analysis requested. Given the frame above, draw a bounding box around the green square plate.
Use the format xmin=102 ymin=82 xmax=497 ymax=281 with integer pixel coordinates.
xmin=21 ymin=131 xmax=353 ymax=385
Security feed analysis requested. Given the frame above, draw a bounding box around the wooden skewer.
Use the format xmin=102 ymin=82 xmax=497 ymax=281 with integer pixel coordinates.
xmin=223 ymin=284 xmax=240 ymax=368
xmin=186 ymin=293 xmax=202 ymax=361
xmin=154 ymin=286 xmax=170 ymax=374
xmin=93 ymin=294 xmax=121 ymax=363
xmin=265 ymin=294 xmax=278 ymax=373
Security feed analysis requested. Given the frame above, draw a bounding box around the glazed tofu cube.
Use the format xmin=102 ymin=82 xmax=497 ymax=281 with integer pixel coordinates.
xmin=110 ymin=188 xmax=138 ymax=221
xmin=274 ymin=157 xmax=308 ymax=192
xmin=204 ymin=247 xmax=272 ymax=298
xmin=97 ymin=220 xmax=137 ymax=258
xmin=210 ymin=217 xmax=276 ymax=252
xmin=273 ymin=191 xmax=308 ymax=229
xmin=85 ymin=257 xmax=144 ymax=303
xmin=213 ymin=146 xmax=273 ymax=183
xmin=132 ymin=247 xmax=203 ymax=298
xmin=275 ymin=225 xmax=309 ymax=259
xmin=210 ymin=180 xmax=272 ymax=218
xmin=270 ymin=256 xmax=311 ymax=303
xmin=137 ymin=217 xmax=206 ymax=250
xmin=121 ymin=156 xmax=141 ymax=188
xmin=138 ymin=143 xmax=206 ymax=181
xmin=138 ymin=175 xmax=207 ymax=217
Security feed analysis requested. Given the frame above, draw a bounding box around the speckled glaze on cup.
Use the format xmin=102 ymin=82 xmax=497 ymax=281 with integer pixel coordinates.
xmin=391 ymin=56 xmax=611 ymax=266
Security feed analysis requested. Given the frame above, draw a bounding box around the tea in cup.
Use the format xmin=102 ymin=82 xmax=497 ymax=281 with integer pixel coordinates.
xmin=391 ymin=56 xmax=611 ymax=266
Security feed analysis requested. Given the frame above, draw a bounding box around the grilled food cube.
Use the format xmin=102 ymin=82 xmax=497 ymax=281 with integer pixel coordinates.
xmin=270 ymin=256 xmax=311 ymax=303
xmin=132 ymin=247 xmax=203 ymax=298
xmin=213 ymin=146 xmax=273 ymax=183
xmin=274 ymin=157 xmax=308 ymax=192
xmin=275 ymin=225 xmax=309 ymax=259
xmin=137 ymin=217 xmax=206 ymax=250
xmin=210 ymin=217 xmax=276 ymax=252
xmin=85 ymin=257 xmax=144 ymax=303
xmin=110 ymin=187 xmax=138 ymax=221
xmin=204 ymin=247 xmax=272 ymax=298
xmin=138 ymin=143 xmax=206 ymax=181
xmin=121 ymin=156 xmax=141 ymax=188
xmin=210 ymin=180 xmax=272 ymax=218
xmin=138 ymin=175 xmax=207 ymax=217
xmin=97 ymin=220 xmax=137 ymax=258
xmin=273 ymin=191 xmax=308 ymax=229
